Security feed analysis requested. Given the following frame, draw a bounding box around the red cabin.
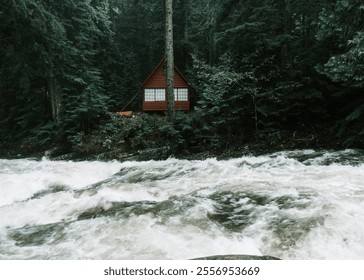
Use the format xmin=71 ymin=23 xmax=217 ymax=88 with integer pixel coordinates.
xmin=142 ymin=59 xmax=191 ymax=111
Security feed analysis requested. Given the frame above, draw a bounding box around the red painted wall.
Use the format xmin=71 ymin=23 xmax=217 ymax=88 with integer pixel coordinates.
xmin=142 ymin=61 xmax=190 ymax=111
xmin=143 ymin=101 xmax=190 ymax=111
xmin=143 ymin=64 xmax=188 ymax=88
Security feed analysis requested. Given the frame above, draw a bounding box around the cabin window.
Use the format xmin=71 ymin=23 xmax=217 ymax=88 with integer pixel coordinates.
xmin=144 ymin=89 xmax=165 ymax=101
xmin=155 ymin=89 xmax=166 ymax=101
xmin=145 ymin=89 xmax=155 ymax=101
xmin=174 ymin=88 xmax=188 ymax=101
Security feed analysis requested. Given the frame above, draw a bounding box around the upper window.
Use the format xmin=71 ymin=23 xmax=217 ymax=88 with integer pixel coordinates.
xmin=144 ymin=89 xmax=165 ymax=101
xmin=174 ymin=88 xmax=188 ymax=101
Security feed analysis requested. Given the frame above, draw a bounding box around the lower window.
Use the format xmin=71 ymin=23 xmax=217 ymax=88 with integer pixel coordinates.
xmin=144 ymin=89 xmax=166 ymax=101
xmin=174 ymin=88 xmax=188 ymax=101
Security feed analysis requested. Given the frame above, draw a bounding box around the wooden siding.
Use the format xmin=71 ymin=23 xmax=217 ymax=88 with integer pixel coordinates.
xmin=143 ymin=101 xmax=190 ymax=111
xmin=142 ymin=59 xmax=191 ymax=111
xmin=143 ymin=65 xmax=188 ymax=88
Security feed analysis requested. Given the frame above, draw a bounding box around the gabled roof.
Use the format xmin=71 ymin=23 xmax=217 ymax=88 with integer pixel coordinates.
xmin=141 ymin=58 xmax=190 ymax=88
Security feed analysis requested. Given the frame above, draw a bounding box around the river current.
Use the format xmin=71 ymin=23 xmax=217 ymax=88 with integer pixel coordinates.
xmin=0 ymin=149 xmax=363 ymax=260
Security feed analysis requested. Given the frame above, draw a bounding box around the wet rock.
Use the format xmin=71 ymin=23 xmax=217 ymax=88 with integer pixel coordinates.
xmin=91 ymin=146 xmax=172 ymax=161
xmin=191 ymin=254 xmax=280 ymax=260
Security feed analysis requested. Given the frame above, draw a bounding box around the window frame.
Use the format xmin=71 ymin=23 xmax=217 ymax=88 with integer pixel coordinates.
xmin=144 ymin=89 xmax=155 ymax=101
xmin=144 ymin=88 xmax=166 ymax=102
xmin=174 ymin=88 xmax=189 ymax=101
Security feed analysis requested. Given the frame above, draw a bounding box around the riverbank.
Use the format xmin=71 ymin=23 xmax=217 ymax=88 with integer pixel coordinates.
xmin=1 ymin=111 xmax=353 ymax=161
xmin=0 ymin=126 xmax=345 ymax=162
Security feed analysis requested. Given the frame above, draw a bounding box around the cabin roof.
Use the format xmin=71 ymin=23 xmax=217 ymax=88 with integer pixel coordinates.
xmin=141 ymin=58 xmax=190 ymax=88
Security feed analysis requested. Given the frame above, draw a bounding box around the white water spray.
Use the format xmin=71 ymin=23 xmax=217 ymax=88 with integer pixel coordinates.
xmin=0 ymin=150 xmax=363 ymax=259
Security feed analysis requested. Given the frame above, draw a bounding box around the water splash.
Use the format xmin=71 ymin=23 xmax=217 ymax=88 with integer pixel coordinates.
xmin=0 ymin=150 xmax=363 ymax=259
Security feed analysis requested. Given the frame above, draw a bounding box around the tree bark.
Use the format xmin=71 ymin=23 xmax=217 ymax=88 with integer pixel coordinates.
xmin=45 ymin=78 xmax=62 ymax=124
xmin=251 ymin=93 xmax=258 ymax=137
xmin=165 ymin=0 xmax=175 ymax=120
xmin=184 ymin=0 xmax=189 ymax=42
xmin=281 ymin=0 xmax=293 ymax=70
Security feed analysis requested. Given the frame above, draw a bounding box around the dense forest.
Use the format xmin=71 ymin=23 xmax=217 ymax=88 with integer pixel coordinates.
xmin=0 ymin=0 xmax=363 ymax=159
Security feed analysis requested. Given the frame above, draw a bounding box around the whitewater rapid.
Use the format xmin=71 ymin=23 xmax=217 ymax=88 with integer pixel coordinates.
xmin=0 ymin=150 xmax=363 ymax=260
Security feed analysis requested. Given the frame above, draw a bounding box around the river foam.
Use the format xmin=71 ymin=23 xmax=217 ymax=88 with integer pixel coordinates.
xmin=0 ymin=150 xmax=363 ymax=259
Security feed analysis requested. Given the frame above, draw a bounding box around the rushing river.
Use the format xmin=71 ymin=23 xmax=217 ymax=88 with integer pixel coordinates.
xmin=0 ymin=150 xmax=363 ymax=260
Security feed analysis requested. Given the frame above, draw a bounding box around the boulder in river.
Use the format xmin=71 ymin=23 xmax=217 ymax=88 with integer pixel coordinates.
xmin=191 ymin=254 xmax=280 ymax=260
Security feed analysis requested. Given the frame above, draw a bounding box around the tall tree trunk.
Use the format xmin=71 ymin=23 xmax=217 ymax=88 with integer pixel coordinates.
xmin=251 ymin=93 xmax=258 ymax=138
xmin=165 ymin=0 xmax=175 ymax=120
xmin=182 ymin=0 xmax=189 ymax=69
xmin=281 ymin=0 xmax=293 ymax=70
xmin=184 ymin=0 xmax=189 ymax=42
xmin=45 ymin=78 xmax=62 ymax=124
xmin=209 ymin=30 xmax=217 ymax=64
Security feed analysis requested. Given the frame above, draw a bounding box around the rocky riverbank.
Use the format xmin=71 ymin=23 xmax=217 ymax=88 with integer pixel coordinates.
xmin=0 ymin=128 xmax=345 ymax=162
xmin=0 ymin=112 xmax=349 ymax=161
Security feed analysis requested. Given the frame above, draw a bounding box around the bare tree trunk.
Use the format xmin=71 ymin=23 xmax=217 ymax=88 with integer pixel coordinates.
xmin=209 ymin=30 xmax=217 ymax=64
xmin=45 ymin=78 xmax=62 ymax=124
xmin=165 ymin=0 xmax=175 ymax=120
xmin=281 ymin=0 xmax=293 ymax=70
xmin=184 ymin=0 xmax=189 ymax=42
xmin=182 ymin=0 xmax=189 ymax=69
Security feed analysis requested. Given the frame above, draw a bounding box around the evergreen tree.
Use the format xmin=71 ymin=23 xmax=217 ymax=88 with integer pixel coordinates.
xmin=0 ymin=0 xmax=71 ymax=141
xmin=1 ymin=0 xmax=363 ymax=153
xmin=0 ymin=0 xmax=114 ymax=145
xmin=316 ymin=0 xmax=364 ymax=146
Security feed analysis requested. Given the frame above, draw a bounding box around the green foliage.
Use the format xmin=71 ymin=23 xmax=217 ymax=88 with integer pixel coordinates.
xmin=317 ymin=0 xmax=364 ymax=86
xmin=68 ymin=111 xmax=203 ymax=156
xmin=1 ymin=0 xmax=363 ymax=154
xmin=322 ymin=31 xmax=364 ymax=87
xmin=0 ymin=0 xmax=114 ymax=145
xmin=191 ymin=51 xmax=290 ymax=144
xmin=316 ymin=0 xmax=364 ymax=147
xmin=29 ymin=121 xmax=58 ymax=147
xmin=334 ymin=99 xmax=364 ymax=147
xmin=191 ymin=54 xmax=252 ymax=142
